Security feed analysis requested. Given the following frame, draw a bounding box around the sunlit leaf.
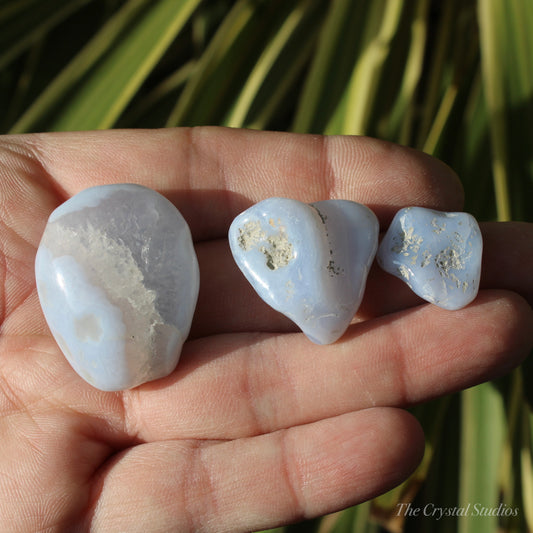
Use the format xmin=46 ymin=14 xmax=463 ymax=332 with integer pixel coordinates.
xmin=50 ymin=0 xmax=201 ymax=131
xmin=459 ymin=383 xmax=505 ymax=533
xmin=10 ymin=0 xmax=150 ymax=133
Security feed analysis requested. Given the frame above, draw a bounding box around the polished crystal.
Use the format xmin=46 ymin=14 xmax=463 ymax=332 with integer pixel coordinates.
xmin=35 ymin=184 xmax=199 ymax=391
xmin=377 ymin=207 xmax=482 ymax=310
xmin=229 ymin=198 xmax=379 ymax=344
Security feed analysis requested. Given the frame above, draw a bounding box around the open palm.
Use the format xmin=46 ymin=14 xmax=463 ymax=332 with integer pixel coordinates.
xmin=1 ymin=128 xmax=532 ymax=532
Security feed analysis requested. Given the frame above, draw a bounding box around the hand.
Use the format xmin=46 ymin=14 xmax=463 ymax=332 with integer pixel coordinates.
xmin=1 ymin=128 xmax=531 ymax=532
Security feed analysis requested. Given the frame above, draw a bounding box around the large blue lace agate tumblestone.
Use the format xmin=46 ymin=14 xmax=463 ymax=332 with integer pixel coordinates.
xmin=377 ymin=207 xmax=482 ymax=310
xmin=35 ymin=184 xmax=199 ymax=391
xmin=229 ymin=198 xmax=379 ymax=344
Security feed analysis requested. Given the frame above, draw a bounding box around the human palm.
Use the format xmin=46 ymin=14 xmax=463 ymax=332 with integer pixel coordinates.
xmin=1 ymin=128 xmax=532 ymax=532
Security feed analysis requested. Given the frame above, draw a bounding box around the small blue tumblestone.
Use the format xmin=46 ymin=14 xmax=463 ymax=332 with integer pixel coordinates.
xmin=377 ymin=207 xmax=482 ymax=310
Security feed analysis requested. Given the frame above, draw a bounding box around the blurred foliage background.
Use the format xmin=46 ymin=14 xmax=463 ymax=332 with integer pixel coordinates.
xmin=2 ymin=0 xmax=532 ymax=531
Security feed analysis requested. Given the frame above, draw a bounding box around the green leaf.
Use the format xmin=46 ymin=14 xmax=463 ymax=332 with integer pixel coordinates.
xmin=11 ymin=0 xmax=201 ymax=132
xmin=52 ymin=0 xmax=201 ymax=131
xmin=10 ymin=0 xmax=150 ymax=133
xmin=0 ymin=0 xmax=92 ymax=70
xmin=522 ymin=404 xmax=533 ymax=531
xmin=477 ymin=0 xmax=511 ymax=221
xmin=459 ymin=383 xmax=505 ymax=533
xmin=292 ymin=0 xmax=372 ymax=133
xmin=337 ymin=0 xmax=405 ymax=135
xmin=167 ymin=0 xmax=300 ymax=128
xmin=118 ymin=60 xmax=197 ymax=127
xmin=223 ymin=0 xmax=320 ymax=128
xmin=325 ymin=502 xmax=376 ymax=533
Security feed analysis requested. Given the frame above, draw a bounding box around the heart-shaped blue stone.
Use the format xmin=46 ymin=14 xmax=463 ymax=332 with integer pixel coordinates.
xmin=35 ymin=184 xmax=199 ymax=391
xmin=377 ymin=207 xmax=482 ymax=310
xmin=229 ymin=198 xmax=379 ymax=344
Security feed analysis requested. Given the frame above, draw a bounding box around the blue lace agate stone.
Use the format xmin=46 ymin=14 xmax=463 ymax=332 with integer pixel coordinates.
xmin=377 ymin=207 xmax=482 ymax=310
xmin=35 ymin=184 xmax=199 ymax=391
xmin=229 ymin=198 xmax=379 ymax=344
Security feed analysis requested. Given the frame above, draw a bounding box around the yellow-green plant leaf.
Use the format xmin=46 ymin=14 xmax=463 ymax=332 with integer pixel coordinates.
xmin=48 ymin=0 xmax=201 ymax=131
xmin=478 ymin=0 xmax=533 ymax=222
xmin=478 ymin=0 xmax=512 ymax=221
xmin=9 ymin=0 xmax=150 ymax=133
xmin=224 ymin=0 xmax=311 ymax=128
xmin=522 ymin=406 xmax=533 ymax=531
xmin=119 ymin=60 xmax=197 ymax=127
xmin=166 ymin=0 xmax=259 ymax=126
xmin=0 ymin=0 xmax=92 ymax=70
xmin=385 ymin=0 xmax=429 ymax=146
xmin=338 ymin=0 xmax=404 ymax=135
xmin=167 ymin=0 xmax=300 ymax=128
xmin=244 ymin=34 xmax=315 ymax=131
xmin=223 ymin=0 xmax=325 ymax=129
xmin=459 ymin=383 xmax=505 ymax=533
xmin=320 ymin=502 xmax=376 ymax=533
xmin=292 ymin=0 xmax=371 ymax=134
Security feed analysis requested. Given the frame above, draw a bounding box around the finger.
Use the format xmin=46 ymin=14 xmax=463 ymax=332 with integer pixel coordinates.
xmin=190 ymin=238 xmax=295 ymax=338
xmin=1 ymin=129 xmax=462 ymax=338
xmin=15 ymin=128 xmax=463 ymax=240
xmin=363 ymin=221 xmax=533 ymax=318
xmin=190 ymin=218 xmax=533 ymax=337
xmin=123 ymin=290 xmax=533 ymax=442
xmin=189 ymin=238 xmax=409 ymax=338
xmin=86 ymin=408 xmax=424 ymax=533
xmin=0 ymin=140 xmax=61 ymax=336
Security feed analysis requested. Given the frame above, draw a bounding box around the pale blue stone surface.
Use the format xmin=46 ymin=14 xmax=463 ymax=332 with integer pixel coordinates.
xmin=228 ymin=198 xmax=379 ymax=344
xmin=35 ymin=184 xmax=199 ymax=391
xmin=377 ymin=207 xmax=482 ymax=310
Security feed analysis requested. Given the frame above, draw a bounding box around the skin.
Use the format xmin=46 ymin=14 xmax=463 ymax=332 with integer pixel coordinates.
xmin=0 ymin=127 xmax=532 ymax=532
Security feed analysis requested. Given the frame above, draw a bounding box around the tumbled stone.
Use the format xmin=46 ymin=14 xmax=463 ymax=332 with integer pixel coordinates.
xmin=228 ymin=197 xmax=379 ymax=344
xmin=35 ymin=184 xmax=199 ymax=391
xmin=377 ymin=207 xmax=482 ymax=310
